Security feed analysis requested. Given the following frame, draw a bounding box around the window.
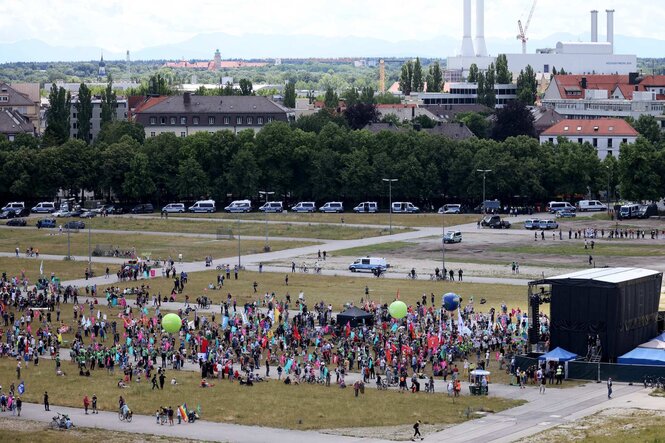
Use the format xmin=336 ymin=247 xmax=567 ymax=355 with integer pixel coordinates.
xmin=592 ymin=138 xmax=598 ymax=147
xmin=548 ymin=138 xmax=554 ymax=143
xmin=150 ymin=117 xmax=157 ymax=125
xmin=73 ymin=113 xmax=77 ymax=119
xmin=170 ymin=117 xmax=176 ymax=125
xmin=257 ymin=117 xmax=264 ymax=125
xmin=236 ymin=116 xmax=243 ymax=125
xmin=72 ymin=122 xmax=77 ymax=129
xmin=0 ymin=96 xmax=8 ymax=102
xmin=208 ymin=116 xmax=215 ymax=125
xmin=180 ymin=132 xmax=186 ymax=138
xmin=223 ymin=116 xmax=230 ymax=125
xmin=160 ymin=117 xmax=166 ymax=125
xmin=180 ymin=117 xmax=187 ymax=125
xmin=622 ymin=138 xmax=628 ymax=144
xmin=193 ymin=116 xmax=199 ymax=125
xmin=246 ymin=116 xmax=253 ymax=125
xmin=608 ymin=138 xmax=613 ymax=148
xmin=150 ymin=132 xmax=156 ymax=137
xmin=267 ymin=116 xmax=274 ymax=123
xmin=578 ymin=138 xmax=583 ymax=144
xmin=607 ymin=150 xmax=613 ymax=157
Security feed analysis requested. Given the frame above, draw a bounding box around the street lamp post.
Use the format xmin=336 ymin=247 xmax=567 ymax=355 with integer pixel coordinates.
xmin=606 ymin=165 xmax=611 ymax=216
xmin=259 ymin=190 xmax=274 ymax=252
xmin=382 ymin=178 xmax=398 ymax=235
xmin=88 ymin=222 xmax=91 ymax=271
xmin=476 ymin=169 xmax=492 ymax=213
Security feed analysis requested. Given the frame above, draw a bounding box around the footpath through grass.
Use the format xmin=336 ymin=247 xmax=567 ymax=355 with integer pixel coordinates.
xmin=492 ymin=241 xmax=665 ymax=257
xmin=169 ymin=212 xmax=481 ymax=228
xmin=0 ymin=360 xmax=522 ymax=430
xmin=99 ymin=269 xmax=532 ymax=312
xmin=0 ymin=227 xmax=315 ymax=262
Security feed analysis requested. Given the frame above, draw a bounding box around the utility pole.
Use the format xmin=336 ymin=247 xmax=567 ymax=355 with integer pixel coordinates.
xmin=382 ymin=178 xmax=398 ymax=235
xmin=441 ymin=193 xmax=446 ymax=279
xmin=477 ymin=169 xmax=492 ymax=213
xmin=259 ymin=190 xmax=274 ymax=252
xmin=237 ymin=214 xmax=241 ymax=269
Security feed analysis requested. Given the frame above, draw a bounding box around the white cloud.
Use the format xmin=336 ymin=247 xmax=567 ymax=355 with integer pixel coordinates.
xmin=0 ymin=0 xmax=662 ymax=51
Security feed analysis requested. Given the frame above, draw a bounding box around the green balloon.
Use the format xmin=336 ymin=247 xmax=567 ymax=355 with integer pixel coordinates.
xmin=388 ymin=300 xmax=408 ymax=319
xmin=162 ymin=313 xmax=182 ymax=333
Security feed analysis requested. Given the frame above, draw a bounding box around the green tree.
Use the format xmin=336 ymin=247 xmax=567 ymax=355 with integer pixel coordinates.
xmin=344 ymin=103 xmax=379 ymax=130
xmin=176 ymin=156 xmax=209 ymax=199
xmin=632 ymin=115 xmax=662 ymax=144
xmin=100 ymin=75 xmax=117 ymax=127
xmin=399 ymin=61 xmax=413 ymax=95
xmin=482 ymin=63 xmax=496 ymax=108
xmin=43 ymin=83 xmax=71 ymax=147
xmin=344 ymin=87 xmax=359 ymax=106
xmin=412 ymin=58 xmax=424 ymax=92
xmin=238 ymin=78 xmax=253 ymax=96
xmin=618 ymin=137 xmax=662 ymax=201
xmin=96 ymin=121 xmax=145 ymax=145
xmin=283 ymin=81 xmax=296 ymax=108
xmin=476 ymin=73 xmax=485 ymax=107
xmin=516 ymin=65 xmax=537 ymax=105
xmin=123 ymin=152 xmax=155 ymax=201
xmin=359 ymin=86 xmax=375 ymax=104
xmin=376 ymin=92 xmax=401 ymax=104
xmin=323 ymin=87 xmax=339 ymax=109
xmin=75 ymin=83 xmax=93 ymax=142
xmin=491 ymin=100 xmax=535 ymax=141
xmin=425 ymin=61 xmax=443 ymax=92
xmin=467 ymin=64 xmax=479 ymax=83
xmin=496 ymin=54 xmax=512 ymax=84
xmin=456 ymin=112 xmax=489 ymax=138
xmin=412 ymin=114 xmax=437 ymax=129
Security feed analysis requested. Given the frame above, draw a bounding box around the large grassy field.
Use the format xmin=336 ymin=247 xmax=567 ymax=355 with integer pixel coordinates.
xmin=168 ymin=212 xmax=481 ymax=228
xmin=0 ymin=361 xmax=522 ymax=430
xmin=99 ymin=269 xmax=533 ymax=312
xmin=28 ymin=216 xmax=397 ymax=240
xmin=0 ymin=418 xmax=199 ymax=443
xmin=0 ymin=227 xmax=315 ymax=262
xmin=492 ymin=242 xmax=665 ymax=257
xmin=0 ymin=257 xmax=104 ymax=282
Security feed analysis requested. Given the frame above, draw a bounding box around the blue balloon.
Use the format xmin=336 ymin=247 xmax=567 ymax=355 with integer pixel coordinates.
xmin=442 ymin=293 xmax=460 ymax=311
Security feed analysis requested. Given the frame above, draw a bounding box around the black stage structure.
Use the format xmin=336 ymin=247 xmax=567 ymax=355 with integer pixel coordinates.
xmin=529 ymin=268 xmax=662 ymax=363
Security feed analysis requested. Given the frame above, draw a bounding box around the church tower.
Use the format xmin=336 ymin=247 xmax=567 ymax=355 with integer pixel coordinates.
xmin=213 ymin=49 xmax=221 ymax=71
xmin=98 ymin=52 xmax=107 ymax=80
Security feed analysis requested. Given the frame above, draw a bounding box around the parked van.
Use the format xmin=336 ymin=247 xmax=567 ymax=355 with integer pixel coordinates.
xmin=547 ymin=201 xmax=575 ymax=213
xmin=475 ymin=200 xmax=501 ymax=213
xmin=224 ymin=200 xmax=251 ymax=213
xmin=31 ymin=202 xmax=56 ymax=213
xmin=2 ymin=201 xmax=25 ymax=214
xmin=348 ymin=257 xmax=387 ymax=273
xmin=353 ymin=202 xmax=378 ymax=213
xmin=162 ymin=203 xmax=186 ymax=213
xmin=319 ymin=202 xmax=344 ymax=213
xmin=391 ymin=202 xmax=419 ymax=213
xmin=443 ymin=231 xmax=462 ymax=243
xmin=538 ymin=219 xmax=559 ymax=230
xmin=259 ymin=201 xmax=284 ymax=213
xmin=524 ymin=218 xmax=540 ymax=230
xmin=189 ymin=200 xmax=216 ymax=213
xmin=291 ymin=202 xmax=316 ymax=213
xmin=577 ymin=200 xmax=607 ymax=212
xmin=438 ymin=204 xmax=461 ymax=214
xmin=619 ymin=203 xmax=640 ymax=219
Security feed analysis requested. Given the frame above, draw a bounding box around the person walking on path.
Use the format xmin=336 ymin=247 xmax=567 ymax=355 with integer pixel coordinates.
xmin=44 ymin=391 xmax=49 ymax=411
xmin=83 ymin=395 xmax=90 ymax=414
xmin=92 ymin=394 xmax=98 ymax=414
xmin=607 ymin=377 xmax=613 ymax=399
xmin=16 ymin=397 xmax=22 ymax=416
xmin=412 ymin=420 xmax=423 ymax=440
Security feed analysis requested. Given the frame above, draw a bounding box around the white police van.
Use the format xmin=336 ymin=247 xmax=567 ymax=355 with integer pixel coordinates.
xmin=348 ymin=257 xmax=388 ymax=273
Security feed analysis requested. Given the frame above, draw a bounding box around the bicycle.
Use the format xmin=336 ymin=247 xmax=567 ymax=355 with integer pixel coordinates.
xmin=406 ymin=272 xmax=418 ymax=280
xmin=119 ymin=408 xmax=133 ymax=423
xmin=429 ymin=273 xmax=445 ymax=281
xmin=299 ymin=264 xmax=309 ymax=273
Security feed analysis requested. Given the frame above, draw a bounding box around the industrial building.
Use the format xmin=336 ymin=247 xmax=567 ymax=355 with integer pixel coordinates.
xmin=447 ymin=1 xmax=637 ymax=78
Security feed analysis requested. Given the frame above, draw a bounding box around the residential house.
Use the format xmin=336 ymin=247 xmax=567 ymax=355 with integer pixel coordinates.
xmin=0 ymin=83 xmax=39 ymax=133
xmin=133 ymin=93 xmax=292 ymax=138
xmin=0 ymin=109 xmax=35 ymax=141
xmin=69 ymin=96 xmax=128 ymax=141
xmin=540 ymin=118 xmax=638 ymax=159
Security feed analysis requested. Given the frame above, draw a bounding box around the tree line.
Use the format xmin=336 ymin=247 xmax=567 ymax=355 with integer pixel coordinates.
xmin=2 ymin=108 xmax=664 ymax=207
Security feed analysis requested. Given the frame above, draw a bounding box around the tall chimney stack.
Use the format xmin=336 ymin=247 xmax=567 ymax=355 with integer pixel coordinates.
xmin=460 ymin=0 xmax=475 ymax=57
xmin=590 ymin=10 xmax=598 ymax=42
xmin=475 ymin=0 xmax=488 ymax=56
xmin=606 ymin=9 xmax=615 ymax=54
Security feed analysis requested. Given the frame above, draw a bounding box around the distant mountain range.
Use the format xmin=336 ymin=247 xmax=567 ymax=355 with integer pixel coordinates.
xmin=0 ymin=32 xmax=662 ymax=63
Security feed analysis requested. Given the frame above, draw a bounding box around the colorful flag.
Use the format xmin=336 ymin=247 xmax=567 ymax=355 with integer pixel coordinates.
xmin=17 ymin=381 xmax=25 ymax=395
xmin=39 ymin=260 xmax=43 ymax=276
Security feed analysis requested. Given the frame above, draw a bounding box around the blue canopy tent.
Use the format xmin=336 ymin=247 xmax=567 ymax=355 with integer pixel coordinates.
xmin=538 ymin=347 xmax=578 ymax=362
xmin=618 ymin=347 xmax=665 ymax=366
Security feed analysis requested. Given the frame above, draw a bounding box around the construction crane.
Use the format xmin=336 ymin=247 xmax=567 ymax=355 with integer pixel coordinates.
xmin=517 ymin=0 xmax=538 ymax=54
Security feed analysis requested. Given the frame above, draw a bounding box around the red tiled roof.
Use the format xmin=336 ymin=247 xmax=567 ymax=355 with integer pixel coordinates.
xmin=542 ymin=119 xmax=638 ymax=137
xmin=130 ymin=96 xmax=170 ymax=119
xmin=553 ymin=74 xmax=665 ymax=100
xmin=376 ymin=104 xmax=415 ymax=109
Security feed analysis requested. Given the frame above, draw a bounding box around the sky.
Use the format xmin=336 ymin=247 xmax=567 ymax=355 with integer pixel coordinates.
xmin=0 ymin=0 xmax=663 ymax=52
